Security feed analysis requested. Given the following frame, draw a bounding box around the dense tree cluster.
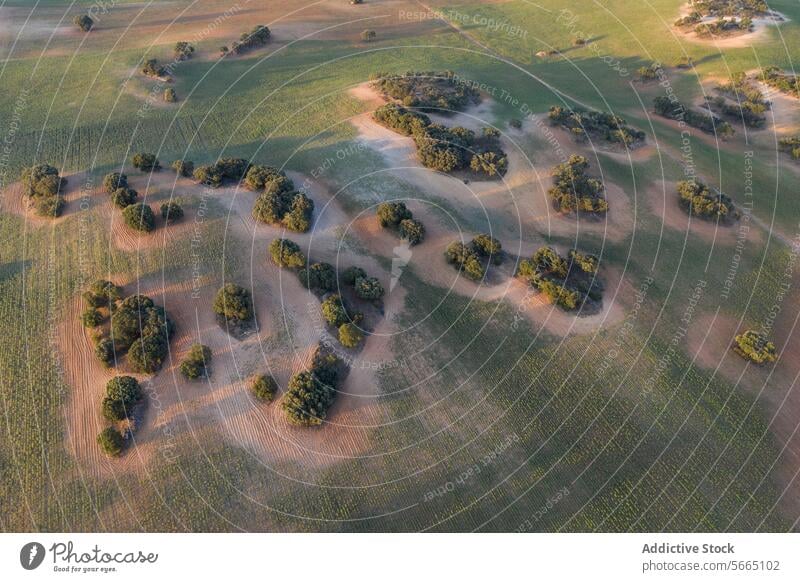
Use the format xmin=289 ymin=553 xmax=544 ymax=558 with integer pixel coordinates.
xmin=251 ymin=172 xmax=315 ymax=232
xmin=73 ymin=14 xmax=94 ymax=32
xmin=193 ymin=158 xmax=252 ymax=188
xmin=300 ymin=262 xmax=337 ymax=292
xmin=21 ymin=164 xmax=66 ymax=217
xmin=269 ymin=238 xmax=307 ymax=269
xmin=122 ymin=203 xmax=156 ymax=232
xmin=109 ymin=294 xmax=174 ymax=373
xmin=517 ymin=246 xmax=603 ymax=310
xmin=160 ymin=201 xmax=183 ymax=223
xmin=213 ymin=283 xmax=253 ymax=324
xmin=760 ymin=66 xmax=800 ymax=98
xmin=548 ymin=105 xmax=646 ymax=147
xmin=103 ymin=172 xmax=136 ymax=208
xmin=547 ymin=155 xmax=608 ymax=215
xmin=281 ymin=344 xmax=341 ymax=426
xmin=694 ymin=17 xmax=753 ymax=37
xmin=677 ymin=180 xmax=738 ymax=222
xmin=376 ymin=201 xmax=426 ymax=245
xmin=373 ymin=103 xmax=431 ymax=135
xmin=372 ymin=70 xmax=480 ymax=111
xmin=733 ymin=330 xmax=777 ymax=364
xmin=180 ymin=344 xmax=212 ymax=379
xmin=252 ymin=374 xmax=278 ymax=402
xmin=445 ymin=241 xmax=485 ymax=281
xmin=471 ymin=233 xmax=503 ymax=265
xmin=653 ymin=96 xmax=735 ymax=138
xmin=173 ymin=41 xmax=195 ymax=61
xmin=132 ymin=152 xmax=161 ymax=172
xmin=223 ymin=25 xmax=271 ymax=55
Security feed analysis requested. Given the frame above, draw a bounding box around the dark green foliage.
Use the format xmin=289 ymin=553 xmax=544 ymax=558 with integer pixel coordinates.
xmin=97 ymin=427 xmax=124 ymax=456
xmin=244 ymin=165 xmax=284 ymax=191
xmin=677 ymin=180 xmax=738 ymax=221
xmin=141 ymin=59 xmax=166 ymax=78
xmin=299 ymin=262 xmax=337 ymax=292
xmin=173 ymin=41 xmax=195 ymax=60
xmin=354 ymin=276 xmax=384 ymax=300
xmin=101 ymin=397 xmax=127 ymax=422
xmin=32 ymin=195 xmax=65 ymax=217
xmin=103 ymin=172 xmax=128 ymax=194
xmin=213 ymin=284 xmax=253 ymax=323
xmin=373 ymin=103 xmax=431 ymax=135
xmin=252 ymin=374 xmax=278 ymax=402
xmin=445 ymin=241 xmax=485 ymax=280
xmin=83 ymin=279 xmax=121 ymax=308
xmin=215 ymin=158 xmax=251 ymax=181
xmin=471 ymin=234 xmax=502 ymax=264
xmin=73 ymin=14 xmax=94 ymax=32
xmin=548 ymin=105 xmax=646 ymax=146
xmin=694 ymin=17 xmax=752 ymax=37
xmin=653 ymin=96 xmax=735 ymax=138
xmin=111 ymin=187 xmax=138 ymax=209
xmin=106 ymin=376 xmax=142 ymax=404
xmin=128 ymin=334 xmax=168 ymax=374
xmin=110 ymin=294 xmax=173 ymax=353
xmin=338 ymin=323 xmax=364 ymax=348
xmin=517 ymin=246 xmax=602 ymax=310
xmin=321 ymin=294 xmax=350 ymax=327
xmin=377 ymin=201 xmax=412 ymax=227
xmin=413 ymin=123 xmax=471 ymax=172
xmin=171 ymin=159 xmax=194 ymax=177
xmin=81 ymin=307 xmax=103 ymax=328
xmin=281 ymin=344 xmax=340 ymax=426
xmin=547 ymin=155 xmax=608 ymax=214
xmin=193 ymin=164 xmax=222 ymax=187
xmin=372 ymin=70 xmax=480 ymax=111
xmin=269 ymin=238 xmax=306 ymax=268
xmin=251 ymin=178 xmax=312 ymax=231
xmin=95 ymin=338 xmax=116 ymax=368
xmin=21 ymin=164 xmax=66 ymax=217
xmin=131 ymin=152 xmax=161 ymax=172
xmin=122 ymin=203 xmax=156 ymax=232
xmin=164 ymin=88 xmax=177 ymax=103
xmin=180 ymin=344 xmax=212 ymax=379
xmin=282 ymin=192 xmax=314 ymax=232
xmin=341 ymin=266 xmax=367 ymax=286
xmin=229 ymin=25 xmax=271 ymax=54
xmin=470 ymin=151 xmax=508 ymax=176
xmin=733 ymin=330 xmax=777 ymax=364
xmin=160 ymin=201 xmax=183 ymax=223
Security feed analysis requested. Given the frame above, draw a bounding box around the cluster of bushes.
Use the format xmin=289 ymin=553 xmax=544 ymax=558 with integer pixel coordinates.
xmin=221 ymin=25 xmax=271 ymax=56
xmin=760 ymin=66 xmax=800 ymax=98
xmin=97 ymin=375 xmax=143 ymax=457
xmin=252 ymin=177 xmax=314 ymax=232
xmin=21 ymin=164 xmax=67 ymax=217
xmin=548 ymin=105 xmax=645 ymax=147
xmin=706 ymin=73 xmax=770 ymax=128
xmin=141 ymin=58 xmax=167 ymax=78
xmin=192 ymin=157 xmax=250 ymax=188
xmin=269 ymin=238 xmax=307 ymax=268
xmin=341 ymin=265 xmax=385 ymax=301
xmin=547 ymin=155 xmax=608 ymax=215
xmin=180 ymin=344 xmax=212 ymax=380
xmin=213 ymin=283 xmax=254 ymax=329
xmin=321 ymin=294 xmax=364 ymax=348
xmin=103 ymin=172 xmax=136 ymax=208
xmin=371 ymin=70 xmax=480 ymax=111
xmin=689 ymin=0 xmax=770 ymax=17
xmin=444 ymin=234 xmax=503 ymax=281
xmin=376 ymin=201 xmax=425 ymax=245
xmin=695 ymin=17 xmax=753 ymax=37
xmin=778 ymin=136 xmax=800 ymax=160
xmin=733 ymin=330 xmax=777 ymax=364
xmin=677 ymin=179 xmax=738 ymax=222
xmin=173 ymin=41 xmax=195 ymax=61
xmin=268 ymin=238 xmax=335 ymax=292
xmin=516 ymin=247 xmax=601 ymax=310
xmin=132 ymin=152 xmax=161 ymax=172
xmin=73 ymin=14 xmax=94 ymax=32
xmin=653 ymin=96 xmax=735 ymax=138
xmin=373 ymin=103 xmax=431 ymax=135
xmin=636 ymin=62 xmax=662 ymax=81
xmin=281 ymin=344 xmax=342 ymax=426
xmin=251 ymin=374 xmax=278 ymax=402
xmin=171 ymin=159 xmax=194 ymax=177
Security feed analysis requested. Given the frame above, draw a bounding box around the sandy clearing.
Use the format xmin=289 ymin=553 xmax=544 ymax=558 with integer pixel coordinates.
xmin=672 ymin=4 xmax=787 ymax=48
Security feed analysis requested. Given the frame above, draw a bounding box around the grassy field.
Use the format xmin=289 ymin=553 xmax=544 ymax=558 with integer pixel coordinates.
xmin=0 ymin=0 xmax=798 ymax=531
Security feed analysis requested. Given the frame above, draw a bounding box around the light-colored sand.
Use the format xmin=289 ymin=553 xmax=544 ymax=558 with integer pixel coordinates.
xmin=673 ymin=4 xmax=787 ymax=48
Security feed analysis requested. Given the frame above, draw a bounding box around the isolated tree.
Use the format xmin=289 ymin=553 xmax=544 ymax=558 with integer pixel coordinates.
xmin=103 ymin=172 xmax=128 ymax=194
xmin=213 ymin=283 xmax=253 ymax=323
xmin=180 ymin=344 xmax=212 ymax=379
xmin=73 ymin=14 xmax=94 ymax=32
xmin=354 ymin=276 xmax=384 ymax=300
xmin=131 ymin=152 xmax=161 ymax=172
xmin=338 ymin=322 xmax=364 ymax=348
xmin=164 ymin=87 xmax=177 ymax=102
xmin=111 ymin=187 xmax=138 ymax=209
xmin=173 ymin=41 xmax=195 ymax=60
xmin=106 ymin=376 xmax=142 ymax=404
xmin=160 ymin=201 xmax=183 ymax=223
xmin=97 ymin=427 xmax=124 ymax=456
xmin=361 ymin=29 xmax=376 ymax=42
xmin=269 ymin=238 xmax=306 ymax=268
xmin=251 ymin=374 xmax=278 ymax=402
xmin=122 ymin=203 xmax=155 ymax=232
xmin=399 ymin=218 xmax=425 ymax=245
xmin=171 ymin=159 xmax=194 ymax=177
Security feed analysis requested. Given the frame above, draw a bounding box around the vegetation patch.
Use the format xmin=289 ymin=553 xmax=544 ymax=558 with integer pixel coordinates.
xmin=778 ymin=136 xmax=800 ymax=161
xmin=281 ymin=344 xmax=343 ymax=426
xmin=251 ymin=172 xmax=315 ymax=233
xmin=677 ymin=179 xmax=739 ymax=222
xmin=221 ymin=25 xmax=271 ymax=57
xmin=213 ymin=284 xmax=254 ymax=334
xmin=517 ymin=247 xmax=602 ymax=311
xmin=548 ymin=105 xmax=646 ymax=147
xmin=704 ymin=73 xmax=770 ymax=128
xmin=21 ymin=164 xmax=67 ymax=218
xmin=760 ymin=66 xmax=800 ymax=98
xmin=180 ymin=344 xmax=212 ymax=380
xmin=444 ymin=234 xmax=503 ymax=281
xmin=654 ymin=96 xmax=735 ymax=138
xmin=371 ymin=70 xmax=480 ymax=112
xmin=98 ymin=376 xmax=144 ymax=457
xmin=733 ymin=330 xmax=777 ymax=364
xmin=548 ymin=155 xmax=608 ymax=215
xmin=251 ymin=374 xmax=278 ymax=402
xmin=376 ymin=201 xmax=426 ymax=245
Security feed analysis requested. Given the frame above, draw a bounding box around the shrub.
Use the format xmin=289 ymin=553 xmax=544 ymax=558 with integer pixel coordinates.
xmin=73 ymin=14 xmax=94 ymax=32
xmin=321 ymin=294 xmax=350 ymax=327
xmin=128 ymin=334 xmax=168 ymax=374
xmin=252 ymin=374 xmax=278 ymax=402
xmin=299 ymin=262 xmax=336 ymax=292
xmin=171 ymin=160 xmax=194 ymax=177
xmin=103 ymin=172 xmax=128 ymax=194
xmin=95 ymin=338 xmax=116 ymax=367
xmin=472 ymin=234 xmax=502 ymax=263
xmin=83 ymin=280 xmax=121 ymax=308
xmin=733 ymin=330 xmax=777 ymax=364
xmin=341 ymin=266 xmax=367 ymax=286
xmin=164 ymin=88 xmax=177 ymax=102
xmin=213 ymin=284 xmax=253 ymax=323
xmin=377 ymin=201 xmax=412 ymax=227
xmin=106 ymin=376 xmax=142 ymax=404
xmin=244 ymin=165 xmax=284 ymax=191
xmin=339 ymin=323 xmax=364 ymax=348
xmin=131 ymin=152 xmax=161 ymax=172
xmin=354 ymin=276 xmax=384 ymax=300
xmin=361 ymin=29 xmax=376 ymax=42
xmin=517 ymin=246 xmax=601 ymax=311
xmin=141 ymin=58 xmax=166 ymax=78
xmin=22 ymin=164 xmax=66 ymax=217
xmin=269 ymin=238 xmax=306 ymax=268
xmin=252 ymin=187 xmax=311 ymax=230
xmin=399 ymin=218 xmax=425 ymax=245
xmin=173 ymin=41 xmax=195 ymax=60
xmin=160 ymin=201 xmax=183 ymax=223
xmin=97 ymin=427 xmax=124 ymax=456
xmin=81 ymin=307 xmax=103 ymax=328
xmin=180 ymin=344 xmax=212 ymax=379
xmin=122 ymin=203 xmax=156 ymax=232
xmin=193 ymin=164 xmax=222 ymax=187
xmin=111 ymin=187 xmax=138 ymax=209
